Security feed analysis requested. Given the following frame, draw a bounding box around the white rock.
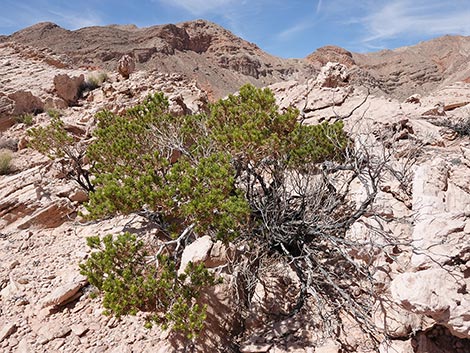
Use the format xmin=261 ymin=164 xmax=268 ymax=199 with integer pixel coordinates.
xmin=0 ymin=323 xmax=17 ymax=342
xmin=379 ymin=339 xmax=414 ymax=353
xmin=315 ymin=339 xmax=340 ymax=353
xmin=391 ymin=268 xmax=469 ymax=337
xmin=41 ymin=280 xmax=86 ymax=308
xmin=178 ymin=235 xmax=213 ymax=274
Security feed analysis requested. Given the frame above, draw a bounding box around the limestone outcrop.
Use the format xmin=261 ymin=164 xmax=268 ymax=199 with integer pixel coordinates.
xmin=117 ymin=54 xmax=135 ymax=79
xmin=53 ymin=74 xmax=85 ymax=105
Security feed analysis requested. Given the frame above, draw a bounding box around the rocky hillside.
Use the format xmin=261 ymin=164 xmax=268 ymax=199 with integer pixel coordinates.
xmin=3 ymin=21 xmax=470 ymax=100
xmin=307 ymin=35 xmax=470 ymax=99
xmin=2 ymin=20 xmax=314 ymax=99
xmin=0 ymin=21 xmax=469 ymax=353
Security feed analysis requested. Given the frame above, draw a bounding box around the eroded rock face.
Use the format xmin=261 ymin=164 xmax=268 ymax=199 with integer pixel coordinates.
xmin=8 ymin=90 xmax=44 ymax=116
xmin=391 ymin=269 xmax=469 ymax=337
xmin=53 ymin=73 xmax=84 ymax=105
xmin=117 ymin=54 xmax=135 ymax=79
xmin=0 ymin=91 xmax=44 ymax=131
xmin=315 ymin=62 xmax=349 ymax=88
xmin=306 ymin=45 xmax=356 ymax=68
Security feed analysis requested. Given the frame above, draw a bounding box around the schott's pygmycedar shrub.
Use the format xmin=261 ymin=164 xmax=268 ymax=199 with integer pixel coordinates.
xmin=34 ymin=84 xmax=349 ymax=339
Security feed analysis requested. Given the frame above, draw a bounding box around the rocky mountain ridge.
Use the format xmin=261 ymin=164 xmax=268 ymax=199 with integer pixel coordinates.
xmin=3 ymin=20 xmax=470 ymax=99
xmin=2 ymin=20 xmax=313 ymax=99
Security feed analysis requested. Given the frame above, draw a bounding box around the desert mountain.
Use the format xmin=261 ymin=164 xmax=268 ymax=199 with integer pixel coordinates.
xmin=307 ymin=35 xmax=470 ymax=99
xmin=3 ymin=20 xmax=470 ymax=99
xmin=2 ymin=20 xmax=314 ymax=99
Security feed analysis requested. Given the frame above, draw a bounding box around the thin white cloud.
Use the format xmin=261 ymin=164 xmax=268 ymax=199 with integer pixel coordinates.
xmin=48 ymin=9 xmax=104 ymax=29
xmin=316 ymin=0 xmax=323 ymax=15
xmin=159 ymin=0 xmax=236 ymax=16
xmin=361 ymin=0 xmax=470 ymax=44
xmin=278 ymin=21 xmax=315 ymax=41
xmin=1 ymin=2 xmax=104 ymax=32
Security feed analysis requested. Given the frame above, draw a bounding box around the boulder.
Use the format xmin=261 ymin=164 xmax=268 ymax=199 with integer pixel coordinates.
xmin=405 ymin=94 xmax=421 ymax=104
xmin=8 ymin=90 xmax=44 ymax=115
xmin=53 ymin=74 xmax=85 ymax=105
xmin=17 ymin=198 xmax=75 ymax=229
xmin=315 ymin=62 xmax=349 ymax=88
xmin=391 ymin=268 xmax=469 ymax=338
xmin=0 ymin=323 xmax=17 ymax=343
xmin=0 ymin=93 xmax=14 ymax=116
xmin=117 ymin=55 xmax=135 ymax=79
xmin=41 ymin=278 xmax=87 ymax=308
xmin=178 ymin=235 xmax=213 ymax=274
xmin=0 ymin=136 xmax=18 ymax=151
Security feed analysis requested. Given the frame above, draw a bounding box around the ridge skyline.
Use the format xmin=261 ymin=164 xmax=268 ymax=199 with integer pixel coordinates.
xmin=2 ymin=0 xmax=470 ymax=58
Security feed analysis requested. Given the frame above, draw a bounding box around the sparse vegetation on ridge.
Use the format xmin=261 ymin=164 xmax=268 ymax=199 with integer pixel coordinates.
xmin=82 ymin=72 xmax=108 ymax=92
xmin=14 ymin=113 xmax=34 ymax=126
xmin=433 ymin=116 xmax=470 ymax=137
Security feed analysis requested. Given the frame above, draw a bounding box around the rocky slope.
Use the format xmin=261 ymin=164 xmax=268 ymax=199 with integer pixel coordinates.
xmin=307 ymin=35 xmax=470 ymax=99
xmin=3 ymin=21 xmax=470 ymax=100
xmin=2 ymin=20 xmax=314 ymax=99
xmin=0 ymin=21 xmax=470 ymax=353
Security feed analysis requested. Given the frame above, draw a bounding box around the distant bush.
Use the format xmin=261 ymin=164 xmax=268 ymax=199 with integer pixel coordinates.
xmin=0 ymin=149 xmax=13 ymax=175
xmin=15 ymin=113 xmax=34 ymax=126
xmin=447 ymin=117 xmax=470 ymax=136
xmin=435 ymin=116 xmax=470 ymax=136
xmin=46 ymin=109 xmax=63 ymax=119
xmin=82 ymin=72 xmax=108 ymax=92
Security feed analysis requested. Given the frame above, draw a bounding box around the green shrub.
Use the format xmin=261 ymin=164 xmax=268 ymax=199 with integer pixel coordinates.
xmin=46 ymin=109 xmax=62 ymax=119
xmin=38 ymin=84 xmax=352 ymax=339
xmin=27 ymin=115 xmax=94 ymax=192
xmin=15 ymin=113 xmax=34 ymax=126
xmin=0 ymin=149 xmax=13 ymax=175
xmin=79 ymin=232 xmax=217 ymax=339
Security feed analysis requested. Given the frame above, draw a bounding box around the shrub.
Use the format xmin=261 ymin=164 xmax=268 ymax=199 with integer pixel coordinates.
xmin=15 ymin=113 xmax=34 ymax=126
xmin=435 ymin=116 xmax=470 ymax=136
xmin=46 ymin=109 xmax=62 ymax=119
xmin=82 ymin=72 xmax=108 ymax=92
xmin=80 ymin=85 xmax=352 ymax=338
xmin=27 ymin=115 xmax=94 ymax=192
xmin=79 ymin=232 xmax=217 ymax=339
xmin=0 ymin=149 xmax=13 ymax=175
xmin=37 ymin=85 xmax=377 ymax=342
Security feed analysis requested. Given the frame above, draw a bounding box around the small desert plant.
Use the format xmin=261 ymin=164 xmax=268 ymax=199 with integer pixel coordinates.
xmin=82 ymin=72 xmax=108 ymax=92
xmin=15 ymin=113 xmax=34 ymax=126
xmin=0 ymin=149 xmax=13 ymax=175
xmin=47 ymin=109 xmax=62 ymax=119
xmin=447 ymin=117 xmax=470 ymax=136
xmin=434 ymin=116 xmax=470 ymax=136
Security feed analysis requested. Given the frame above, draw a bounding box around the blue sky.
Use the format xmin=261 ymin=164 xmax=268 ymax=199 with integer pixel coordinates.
xmin=1 ymin=0 xmax=470 ymax=58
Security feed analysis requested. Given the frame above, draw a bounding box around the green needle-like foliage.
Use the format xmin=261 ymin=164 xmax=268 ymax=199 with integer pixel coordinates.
xmin=79 ymin=232 xmax=217 ymax=339
xmin=28 ymin=115 xmax=75 ymax=160
xmin=78 ymin=84 xmax=349 ymax=339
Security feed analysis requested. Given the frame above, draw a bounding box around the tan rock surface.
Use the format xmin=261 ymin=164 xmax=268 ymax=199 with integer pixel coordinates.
xmin=1 ymin=25 xmax=470 ymax=353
